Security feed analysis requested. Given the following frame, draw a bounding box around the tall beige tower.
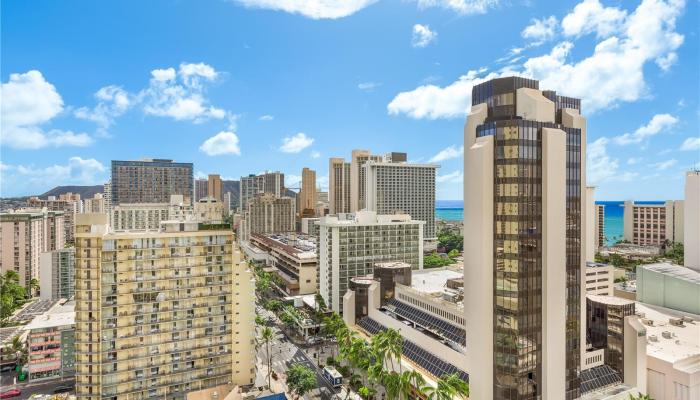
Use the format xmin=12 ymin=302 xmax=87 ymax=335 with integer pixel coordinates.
xmin=464 ymin=77 xmax=585 ymax=399
xmin=329 ymin=158 xmax=351 ymax=214
xmin=74 ymin=213 xmax=254 ymax=399
xmin=300 ymin=167 xmax=317 ymax=215
xmin=207 ymin=174 xmax=223 ymax=201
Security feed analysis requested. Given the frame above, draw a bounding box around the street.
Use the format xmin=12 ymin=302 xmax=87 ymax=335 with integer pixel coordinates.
xmin=0 ymin=374 xmax=75 ymax=400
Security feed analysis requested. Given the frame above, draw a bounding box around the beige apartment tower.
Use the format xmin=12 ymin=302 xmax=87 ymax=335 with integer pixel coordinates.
xmin=329 ymin=158 xmax=351 ymax=214
xmin=74 ymin=214 xmax=254 ymax=399
xmin=685 ymin=170 xmax=700 ymax=269
xmin=464 ymin=77 xmax=585 ymax=399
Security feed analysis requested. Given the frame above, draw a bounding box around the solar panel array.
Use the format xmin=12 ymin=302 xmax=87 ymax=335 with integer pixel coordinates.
xmin=580 ymin=364 xmax=622 ymax=393
xmin=385 ymin=299 xmax=466 ymax=346
xmin=357 ymin=317 xmax=469 ymax=382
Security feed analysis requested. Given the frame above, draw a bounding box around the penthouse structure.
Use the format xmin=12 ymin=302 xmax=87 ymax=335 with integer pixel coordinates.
xmin=249 ymin=233 xmax=317 ymax=296
xmin=464 ymin=77 xmax=585 ymax=399
xmin=365 ymin=160 xmax=438 ymax=241
xmin=329 ymin=158 xmax=351 ymax=214
xmin=0 ymin=209 xmax=65 ymax=287
xmin=110 ymin=159 xmax=193 ymax=205
xmin=239 ymin=172 xmax=285 ymax=211
xmin=623 ymin=200 xmax=684 ymax=247
xmin=317 ymin=211 xmax=423 ymax=313
xmin=74 ymin=214 xmax=255 ymax=399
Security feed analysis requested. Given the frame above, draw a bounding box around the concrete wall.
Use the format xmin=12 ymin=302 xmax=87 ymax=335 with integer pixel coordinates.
xmin=686 ymin=171 xmax=700 ymax=270
xmin=646 ymin=354 xmax=700 ymax=400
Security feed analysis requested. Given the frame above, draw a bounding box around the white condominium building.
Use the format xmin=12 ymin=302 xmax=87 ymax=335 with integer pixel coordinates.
xmin=364 ymin=161 xmax=438 ymax=241
xmin=350 ymin=150 xmax=382 ymax=212
xmin=623 ymin=200 xmax=684 ymax=246
xmin=74 ymin=214 xmax=254 ymax=399
xmin=317 ymin=211 xmax=423 ymax=313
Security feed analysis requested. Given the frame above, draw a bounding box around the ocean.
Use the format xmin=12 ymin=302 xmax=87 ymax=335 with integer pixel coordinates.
xmin=435 ymin=200 xmax=664 ymax=246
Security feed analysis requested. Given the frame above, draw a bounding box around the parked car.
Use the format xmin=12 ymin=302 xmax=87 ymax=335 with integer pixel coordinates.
xmin=0 ymin=389 xmax=21 ymax=399
xmin=0 ymin=364 xmax=16 ymax=373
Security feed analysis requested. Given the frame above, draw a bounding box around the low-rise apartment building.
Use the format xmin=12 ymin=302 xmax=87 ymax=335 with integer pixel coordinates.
xmin=23 ymin=301 xmax=76 ymax=381
xmin=249 ymin=233 xmax=317 ymax=295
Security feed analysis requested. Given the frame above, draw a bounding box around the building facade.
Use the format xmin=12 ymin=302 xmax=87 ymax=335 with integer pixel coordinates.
xmin=239 ymin=172 xmax=285 ymax=211
xmin=329 ymin=158 xmax=352 ymax=214
xmin=464 ymin=77 xmax=585 ymax=399
xmin=40 ymin=248 xmax=76 ymax=301
xmin=207 ymin=174 xmax=222 ymax=202
xmin=83 ymin=194 xmax=105 ymax=214
xmin=194 ymin=179 xmax=208 ymax=202
xmin=586 ymin=295 xmax=636 ymax=378
xmin=24 ymin=302 xmax=76 ymax=381
xmin=0 ymin=209 xmax=65 ymax=287
xmin=242 ymin=193 xmax=295 ymax=238
xmin=584 ymin=262 xmax=614 ymax=297
xmin=350 ymin=150 xmax=382 ymax=212
xmin=623 ymin=200 xmax=684 ymax=247
xmin=27 ymin=194 xmax=81 ymax=244
xmin=364 ymin=161 xmax=438 ymax=241
xmin=74 ymin=214 xmax=254 ymax=399
xmin=636 ymin=262 xmax=700 ymax=315
xmin=596 ymin=204 xmax=605 ymax=250
xmin=685 ymin=170 xmax=700 ymax=270
xmin=110 ymin=159 xmax=193 ymax=205
xmin=317 ymin=211 xmax=423 ymax=313
xmin=249 ymin=233 xmax=317 ymax=295
xmin=299 ymin=168 xmax=317 ymax=215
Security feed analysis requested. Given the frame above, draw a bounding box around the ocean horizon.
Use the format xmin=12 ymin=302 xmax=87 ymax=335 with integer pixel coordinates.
xmin=436 ymin=200 xmax=665 ymax=246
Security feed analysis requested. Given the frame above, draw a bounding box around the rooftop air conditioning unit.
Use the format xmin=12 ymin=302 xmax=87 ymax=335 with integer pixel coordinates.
xmin=648 ymin=335 xmax=658 ymax=342
xmin=642 ymin=318 xmax=654 ymax=326
xmin=662 ymin=331 xmax=672 ymax=339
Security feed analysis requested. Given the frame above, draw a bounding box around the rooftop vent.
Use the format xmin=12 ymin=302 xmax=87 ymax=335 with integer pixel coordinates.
xmin=642 ymin=318 xmax=654 ymax=326
xmin=649 ymin=334 xmax=658 ymax=342
xmin=662 ymin=331 xmax=673 ymax=339
xmin=669 ymin=318 xmax=684 ymax=327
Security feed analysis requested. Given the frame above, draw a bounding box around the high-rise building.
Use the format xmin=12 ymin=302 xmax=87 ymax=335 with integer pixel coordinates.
xmin=110 ymin=195 xmax=194 ymax=231
xmin=194 ymin=179 xmax=208 ymax=202
xmin=27 ymin=194 xmax=81 ymax=244
xmin=83 ymin=193 xmax=105 ymax=214
xmin=74 ymin=213 xmax=255 ymax=399
xmin=239 ymin=172 xmax=285 ymax=211
xmin=623 ymin=200 xmax=684 ymax=246
xmin=110 ymin=159 xmax=193 ymax=205
xmin=317 ymin=211 xmax=424 ymax=313
xmin=685 ymin=170 xmax=700 ymax=270
xmin=0 ymin=209 xmax=65 ymax=287
xmin=464 ymin=77 xmax=585 ymax=399
xmin=207 ymin=174 xmax=223 ymax=202
xmin=586 ymin=295 xmax=636 ymax=377
xmin=103 ymin=182 xmax=112 ymax=215
xmin=364 ymin=161 xmax=438 ymax=241
xmin=596 ymin=204 xmax=605 ymax=250
xmin=329 ymin=158 xmax=351 ymax=214
xmin=350 ymin=150 xmax=382 ymax=212
xmin=299 ymin=167 xmax=317 ymax=215
xmin=40 ymin=248 xmax=76 ymax=300
xmin=241 ymin=193 xmax=295 ymax=240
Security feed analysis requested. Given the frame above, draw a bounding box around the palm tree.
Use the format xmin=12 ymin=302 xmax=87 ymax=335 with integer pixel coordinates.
xmin=381 ymin=370 xmax=424 ymax=400
xmin=423 ymin=373 xmax=469 ymax=400
xmin=28 ymin=278 xmax=39 ymax=298
xmin=259 ymin=327 xmax=274 ymax=389
xmin=373 ymin=329 xmax=403 ymax=373
xmin=628 ymin=394 xmax=653 ymax=400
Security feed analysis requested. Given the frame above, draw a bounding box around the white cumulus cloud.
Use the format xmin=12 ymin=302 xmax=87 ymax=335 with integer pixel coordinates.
xmin=562 ymin=0 xmax=628 ymax=38
xmin=413 ymin=0 xmax=498 ymax=15
xmin=1 ymin=70 xmax=93 ymax=149
xmin=259 ymin=114 xmax=274 ymax=121
xmin=614 ymin=113 xmax=678 ymax=145
xmin=587 ymin=137 xmax=619 ymax=184
xmin=280 ymin=132 xmax=314 ymax=153
xmin=75 ymin=85 xmax=132 ymax=135
xmin=652 ymin=159 xmax=677 ymax=170
xmin=233 ymin=0 xmax=377 ymax=19
xmin=680 ymin=137 xmax=700 ymax=151
xmin=199 ymin=131 xmax=241 ymax=156
xmin=436 ymin=170 xmax=463 ymax=183
xmin=521 ymin=16 xmax=558 ymax=44
xmin=429 ymin=145 xmax=464 ymax=162
xmin=412 ymin=24 xmax=437 ymax=48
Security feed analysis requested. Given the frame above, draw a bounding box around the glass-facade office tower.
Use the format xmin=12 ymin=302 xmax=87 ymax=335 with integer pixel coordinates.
xmin=110 ymin=159 xmax=193 ymax=205
xmin=464 ymin=77 xmax=586 ymax=399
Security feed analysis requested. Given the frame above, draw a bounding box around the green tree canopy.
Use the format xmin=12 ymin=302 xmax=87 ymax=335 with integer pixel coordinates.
xmin=287 ymin=364 xmax=317 ymax=399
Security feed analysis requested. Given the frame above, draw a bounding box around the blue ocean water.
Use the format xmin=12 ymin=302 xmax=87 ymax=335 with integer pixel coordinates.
xmin=436 ymin=200 xmax=664 ymax=246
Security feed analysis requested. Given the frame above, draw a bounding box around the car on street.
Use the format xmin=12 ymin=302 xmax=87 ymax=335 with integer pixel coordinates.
xmin=0 ymin=389 xmax=21 ymax=399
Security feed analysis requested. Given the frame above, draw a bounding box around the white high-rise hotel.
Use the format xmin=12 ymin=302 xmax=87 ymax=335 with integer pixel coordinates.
xmin=464 ymin=77 xmax=586 ymax=399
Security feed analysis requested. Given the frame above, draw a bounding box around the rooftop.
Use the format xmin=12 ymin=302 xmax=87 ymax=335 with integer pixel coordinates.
xmin=410 ymin=267 xmax=463 ymax=295
xmin=636 ymin=302 xmax=700 ymax=364
xmin=639 ymin=262 xmax=700 ymax=284
xmin=251 ymin=233 xmax=317 ymax=259
xmin=586 ymin=294 xmax=635 ymax=306
xmin=23 ymin=302 xmax=76 ymax=331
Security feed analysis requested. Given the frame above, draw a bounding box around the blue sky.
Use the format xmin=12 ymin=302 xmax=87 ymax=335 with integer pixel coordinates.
xmin=1 ymin=0 xmax=698 ymax=200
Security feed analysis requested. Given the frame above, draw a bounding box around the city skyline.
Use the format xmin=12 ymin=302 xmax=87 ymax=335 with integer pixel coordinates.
xmin=2 ymin=0 xmax=699 ymax=201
